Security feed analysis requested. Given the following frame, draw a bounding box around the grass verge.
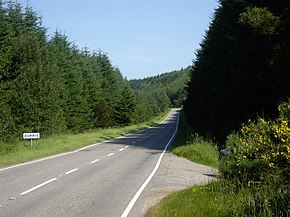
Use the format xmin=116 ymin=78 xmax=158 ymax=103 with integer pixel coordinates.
xmin=0 ymin=109 xmax=170 ymax=168
xmin=147 ymin=110 xmax=290 ymax=217
xmin=147 ymin=179 xmax=290 ymax=217
xmin=171 ymin=110 xmax=219 ymax=168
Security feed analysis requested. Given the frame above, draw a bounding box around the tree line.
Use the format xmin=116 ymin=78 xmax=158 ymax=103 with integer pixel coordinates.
xmin=0 ymin=2 xmax=169 ymax=141
xmin=184 ymin=0 xmax=290 ymax=145
xmin=129 ymin=67 xmax=190 ymax=121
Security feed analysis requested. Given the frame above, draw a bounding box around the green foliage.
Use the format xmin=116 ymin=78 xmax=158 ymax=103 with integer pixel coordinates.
xmin=184 ymin=0 xmax=290 ymax=144
xmin=130 ymin=67 xmax=190 ymax=107
xmin=239 ymin=7 xmax=280 ymax=35
xmin=0 ymin=1 xmax=139 ymax=141
xmin=129 ymin=67 xmax=190 ymax=123
xmin=171 ymin=111 xmax=218 ymax=168
xmin=147 ymin=180 xmax=290 ymax=217
xmin=220 ymin=100 xmax=290 ymax=184
xmin=0 ymin=109 xmax=171 ymax=168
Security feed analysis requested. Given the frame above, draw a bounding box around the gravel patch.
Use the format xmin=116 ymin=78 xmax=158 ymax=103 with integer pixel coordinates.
xmin=129 ymin=152 xmax=218 ymax=217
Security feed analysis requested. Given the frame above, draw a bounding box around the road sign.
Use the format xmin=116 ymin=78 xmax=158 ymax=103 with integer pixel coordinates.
xmin=23 ymin=133 xmax=40 ymax=139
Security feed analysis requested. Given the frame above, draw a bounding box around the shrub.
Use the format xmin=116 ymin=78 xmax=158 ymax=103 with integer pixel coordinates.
xmin=220 ymin=99 xmax=290 ymax=184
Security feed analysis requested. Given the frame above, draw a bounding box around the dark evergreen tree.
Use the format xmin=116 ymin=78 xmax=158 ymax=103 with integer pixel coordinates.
xmin=49 ymin=32 xmax=87 ymax=132
xmin=184 ymin=0 xmax=290 ymax=145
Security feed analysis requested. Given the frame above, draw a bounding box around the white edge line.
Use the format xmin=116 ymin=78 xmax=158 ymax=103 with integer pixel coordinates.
xmin=65 ymin=168 xmax=79 ymax=175
xmin=121 ymin=110 xmax=179 ymax=217
xmin=90 ymin=159 xmax=100 ymax=164
xmin=0 ymin=109 xmax=174 ymax=173
xmin=20 ymin=178 xmax=57 ymax=195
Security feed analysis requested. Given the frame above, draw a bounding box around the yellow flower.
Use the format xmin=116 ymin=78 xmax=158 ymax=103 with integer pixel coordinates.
xmin=192 ymin=188 xmax=198 ymax=193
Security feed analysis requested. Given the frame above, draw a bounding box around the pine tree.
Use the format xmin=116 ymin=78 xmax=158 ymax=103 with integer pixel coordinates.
xmin=49 ymin=32 xmax=87 ymax=132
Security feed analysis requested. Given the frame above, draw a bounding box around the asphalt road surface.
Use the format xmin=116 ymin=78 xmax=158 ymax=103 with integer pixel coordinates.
xmin=0 ymin=109 xmax=180 ymax=217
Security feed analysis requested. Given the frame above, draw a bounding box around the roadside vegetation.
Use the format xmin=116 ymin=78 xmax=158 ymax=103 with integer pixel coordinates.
xmin=148 ymin=101 xmax=290 ymax=217
xmin=0 ymin=109 xmax=170 ymax=168
xmin=0 ymin=1 xmax=187 ymax=168
xmin=171 ymin=111 xmax=218 ymax=168
xmin=0 ymin=2 xmax=184 ymax=143
xmin=148 ymin=0 xmax=290 ymax=214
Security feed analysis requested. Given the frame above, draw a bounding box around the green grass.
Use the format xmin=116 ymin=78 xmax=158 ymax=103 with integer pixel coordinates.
xmin=147 ymin=180 xmax=290 ymax=217
xmin=146 ymin=181 xmax=241 ymax=217
xmin=171 ymin=110 xmax=219 ymax=168
xmin=0 ymin=109 xmax=170 ymax=168
xmin=147 ymin=110 xmax=289 ymax=217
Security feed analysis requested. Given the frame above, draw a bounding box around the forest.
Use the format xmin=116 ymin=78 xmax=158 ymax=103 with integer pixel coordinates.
xmin=184 ymin=0 xmax=290 ymax=145
xmin=0 ymin=2 xmax=188 ymax=142
xmin=129 ymin=67 xmax=190 ymax=115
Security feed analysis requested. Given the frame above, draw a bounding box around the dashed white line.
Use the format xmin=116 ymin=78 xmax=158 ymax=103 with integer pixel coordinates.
xmin=65 ymin=168 xmax=79 ymax=175
xmin=20 ymin=178 xmax=57 ymax=195
xmin=108 ymin=153 xmax=114 ymax=157
xmin=90 ymin=159 xmax=100 ymax=164
xmin=120 ymin=145 xmax=130 ymax=152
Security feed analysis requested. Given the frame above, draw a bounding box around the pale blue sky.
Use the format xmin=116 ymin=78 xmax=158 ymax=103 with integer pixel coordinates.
xmin=17 ymin=0 xmax=219 ymax=79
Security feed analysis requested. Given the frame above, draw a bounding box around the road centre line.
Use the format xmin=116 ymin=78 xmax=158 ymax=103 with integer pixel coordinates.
xmin=90 ymin=159 xmax=100 ymax=164
xmin=0 ymin=142 xmax=101 ymax=173
xmin=65 ymin=168 xmax=79 ymax=175
xmin=120 ymin=145 xmax=129 ymax=151
xmin=108 ymin=153 xmax=114 ymax=157
xmin=121 ymin=110 xmax=179 ymax=217
xmin=20 ymin=178 xmax=57 ymax=196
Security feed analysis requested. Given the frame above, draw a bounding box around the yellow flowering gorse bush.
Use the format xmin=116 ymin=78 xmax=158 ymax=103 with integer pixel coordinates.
xmin=222 ymin=99 xmax=290 ymax=183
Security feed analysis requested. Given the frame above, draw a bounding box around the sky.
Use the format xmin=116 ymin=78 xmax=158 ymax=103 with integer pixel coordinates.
xmin=17 ymin=0 xmax=219 ymax=79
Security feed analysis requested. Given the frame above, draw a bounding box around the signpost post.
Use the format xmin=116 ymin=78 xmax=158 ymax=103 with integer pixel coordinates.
xmin=23 ymin=133 xmax=40 ymax=147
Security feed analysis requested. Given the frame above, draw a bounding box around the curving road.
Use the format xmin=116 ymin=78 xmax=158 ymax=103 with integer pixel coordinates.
xmin=0 ymin=109 xmax=180 ymax=217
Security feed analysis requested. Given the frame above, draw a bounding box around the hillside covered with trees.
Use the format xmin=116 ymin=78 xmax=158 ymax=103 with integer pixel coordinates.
xmin=129 ymin=67 xmax=190 ymax=114
xmin=184 ymin=0 xmax=290 ymax=144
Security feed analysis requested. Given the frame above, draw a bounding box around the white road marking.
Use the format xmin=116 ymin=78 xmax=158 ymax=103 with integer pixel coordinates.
xmin=108 ymin=153 xmax=114 ymax=157
xmin=119 ymin=145 xmax=129 ymax=151
xmin=65 ymin=168 xmax=79 ymax=175
xmin=121 ymin=110 xmax=179 ymax=217
xmin=20 ymin=178 xmax=57 ymax=195
xmin=0 ymin=143 xmax=101 ymax=173
xmin=90 ymin=159 xmax=100 ymax=164
xmin=0 ymin=110 xmax=175 ymax=173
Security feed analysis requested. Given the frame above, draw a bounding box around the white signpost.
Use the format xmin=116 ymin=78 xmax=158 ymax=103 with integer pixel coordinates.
xmin=23 ymin=133 xmax=40 ymax=146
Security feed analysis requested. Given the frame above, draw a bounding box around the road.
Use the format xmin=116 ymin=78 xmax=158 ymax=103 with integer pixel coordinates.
xmin=0 ymin=109 xmax=180 ymax=217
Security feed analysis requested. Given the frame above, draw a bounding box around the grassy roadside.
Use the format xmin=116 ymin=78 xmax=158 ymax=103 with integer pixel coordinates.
xmin=147 ymin=110 xmax=221 ymax=217
xmin=147 ymin=179 xmax=288 ymax=217
xmin=147 ymin=110 xmax=290 ymax=217
xmin=171 ymin=111 xmax=219 ymax=168
xmin=0 ymin=109 xmax=170 ymax=168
